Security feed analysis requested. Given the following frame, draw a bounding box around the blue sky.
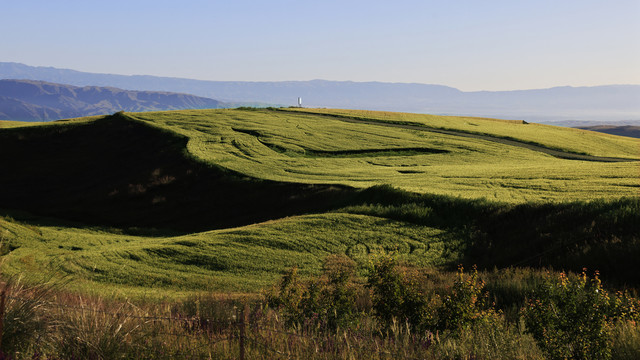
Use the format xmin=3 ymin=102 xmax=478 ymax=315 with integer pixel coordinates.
xmin=2 ymin=0 xmax=639 ymax=91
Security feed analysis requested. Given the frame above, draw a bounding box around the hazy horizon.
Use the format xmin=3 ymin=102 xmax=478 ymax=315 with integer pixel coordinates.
xmin=3 ymin=61 xmax=640 ymax=94
xmin=2 ymin=0 xmax=639 ymax=92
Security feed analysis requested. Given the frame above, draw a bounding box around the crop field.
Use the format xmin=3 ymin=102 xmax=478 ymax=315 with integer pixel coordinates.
xmin=127 ymin=108 xmax=639 ymax=203
xmin=0 ymin=212 xmax=452 ymax=297
xmin=287 ymin=108 xmax=640 ymax=159
xmin=1 ymin=108 xmax=638 ymax=299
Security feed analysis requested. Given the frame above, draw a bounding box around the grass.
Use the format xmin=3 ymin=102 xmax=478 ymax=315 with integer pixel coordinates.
xmin=129 ymin=108 xmax=640 ymax=202
xmin=0 ymin=212 xmax=451 ymax=297
xmin=3 ymin=261 xmax=638 ymax=359
xmin=1 ymin=108 xmax=639 ymax=359
xmin=287 ymin=108 xmax=640 ymax=159
xmin=0 ymin=278 xmax=545 ymax=359
xmin=1 ymin=187 xmax=638 ymax=298
xmin=0 ymin=108 xmax=638 ymax=298
xmin=0 ymin=115 xmax=102 ymax=128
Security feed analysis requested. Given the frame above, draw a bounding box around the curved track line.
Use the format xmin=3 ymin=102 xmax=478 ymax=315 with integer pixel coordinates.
xmin=288 ymin=111 xmax=638 ymax=163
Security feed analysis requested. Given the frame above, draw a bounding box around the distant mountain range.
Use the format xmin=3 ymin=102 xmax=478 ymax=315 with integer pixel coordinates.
xmin=1 ymin=62 xmax=639 ymax=123
xmin=0 ymin=79 xmax=227 ymax=121
xmin=576 ymin=125 xmax=640 ymax=139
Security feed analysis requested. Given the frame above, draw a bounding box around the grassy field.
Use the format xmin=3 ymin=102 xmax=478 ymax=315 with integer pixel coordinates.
xmin=0 ymin=115 xmax=102 ymax=128
xmin=287 ymin=108 xmax=640 ymax=158
xmin=3 ymin=192 xmax=637 ymax=298
xmin=0 ymin=108 xmax=638 ymax=298
xmin=1 ymin=108 xmax=639 ymax=358
xmin=129 ymin=108 xmax=639 ymax=203
xmin=0 ymin=211 xmax=451 ymax=297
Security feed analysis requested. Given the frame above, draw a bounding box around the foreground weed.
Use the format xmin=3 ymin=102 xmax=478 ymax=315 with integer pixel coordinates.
xmin=611 ymin=320 xmax=640 ymax=360
xmin=434 ymin=320 xmax=543 ymax=360
xmin=0 ymin=275 xmax=59 ymax=357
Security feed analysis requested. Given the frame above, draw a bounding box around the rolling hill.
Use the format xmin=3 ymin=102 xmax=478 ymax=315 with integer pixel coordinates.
xmin=0 ymin=79 xmax=228 ymax=121
xmin=0 ymin=108 xmax=638 ymax=296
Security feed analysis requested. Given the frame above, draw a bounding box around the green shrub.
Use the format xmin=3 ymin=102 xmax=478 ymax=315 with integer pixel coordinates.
xmin=265 ymin=254 xmax=361 ymax=330
xmin=522 ymin=270 xmax=639 ymax=360
xmin=367 ymin=253 xmax=434 ymax=332
xmin=264 ymin=266 xmax=306 ymax=326
xmin=306 ymin=254 xmax=360 ymax=329
xmin=438 ymin=265 xmax=501 ymax=332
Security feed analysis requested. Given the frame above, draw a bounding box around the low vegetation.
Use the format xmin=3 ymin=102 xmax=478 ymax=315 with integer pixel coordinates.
xmin=2 ymin=255 xmax=638 ymax=359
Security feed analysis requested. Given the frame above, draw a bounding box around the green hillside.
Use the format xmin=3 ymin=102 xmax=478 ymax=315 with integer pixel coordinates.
xmin=0 ymin=108 xmax=638 ymax=297
xmin=288 ymin=108 xmax=640 ymax=158
xmin=128 ymin=108 xmax=639 ymax=202
xmin=1 ymin=188 xmax=638 ymax=297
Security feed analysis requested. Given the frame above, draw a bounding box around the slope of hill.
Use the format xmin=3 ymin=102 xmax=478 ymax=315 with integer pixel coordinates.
xmin=0 ymin=113 xmax=351 ymax=231
xmin=1 ymin=62 xmax=639 ymax=122
xmin=124 ymin=108 xmax=639 ymax=203
xmin=0 ymin=79 xmax=228 ymax=121
xmin=1 ymin=108 xmax=637 ymax=226
xmin=0 ymin=109 xmax=638 ymax=296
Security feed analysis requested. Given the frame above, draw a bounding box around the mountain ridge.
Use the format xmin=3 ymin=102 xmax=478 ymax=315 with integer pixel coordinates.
xmin=577 ymin=125 xmax=640 ymax=139
xmin=0 ymin=79 xmax=227 ymax=121
xmin=1 ymin=62 xmax=639 ymax=122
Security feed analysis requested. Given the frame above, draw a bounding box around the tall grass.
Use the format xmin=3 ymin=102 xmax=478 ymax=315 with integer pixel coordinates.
xmin=1 ymin=265 xmax=638 ymax=359
xmin=1 ymin=282 xmax=238 ymax=359
xmin=612 ymin=321 xmax=640 ymax=360
xmin=0 ymin=276 xmax=58 ymax=356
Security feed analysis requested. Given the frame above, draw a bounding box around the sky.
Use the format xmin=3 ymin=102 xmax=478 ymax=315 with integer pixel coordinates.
xmin=2 ymin=0 xmax=639 ymax=91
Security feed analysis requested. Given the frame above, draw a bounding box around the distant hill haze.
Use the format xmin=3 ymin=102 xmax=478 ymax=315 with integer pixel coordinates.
xmin=0 ymin=79 xmax=226 ymax=121
xmin=577 ymin=125 xmax=640 ymax=139
xmin=1 ymin=62 xmax=639 ymax=123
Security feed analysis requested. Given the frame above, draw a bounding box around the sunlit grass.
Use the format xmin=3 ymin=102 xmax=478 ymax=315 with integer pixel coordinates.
xmin=0 ymin=116 xmax=101 ymax=128
xmin=128 ymin=108 xmax=639 ymax=202
xmin=289 ymin=108 xmax=640 ymax=159
xmin=0 ymin=212 xmax=450 ymax=297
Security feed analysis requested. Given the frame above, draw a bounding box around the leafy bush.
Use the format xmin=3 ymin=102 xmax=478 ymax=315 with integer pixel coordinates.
xmin=521 ymin=270 xmax=640 ymax=360
xmin=265 ymin=254 xmax=361 ymax=330
xmin=264 ymin=266 xmax=306 ymax=326
xmin=438 ymin=265 xmax=501 ymax=331
xmin=367 ymin=253 xmax=435 ymax=332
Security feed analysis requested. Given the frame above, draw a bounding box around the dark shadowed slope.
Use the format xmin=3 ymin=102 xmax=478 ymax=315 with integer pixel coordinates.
xmin=0 ymin=113 xmax=354 ymax=231
xmin=0 ymin=79 xmax=227 ymax=121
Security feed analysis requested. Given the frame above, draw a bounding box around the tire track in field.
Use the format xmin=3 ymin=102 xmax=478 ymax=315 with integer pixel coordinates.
xmin=294 ymin=112 xmax=638 ymax=163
